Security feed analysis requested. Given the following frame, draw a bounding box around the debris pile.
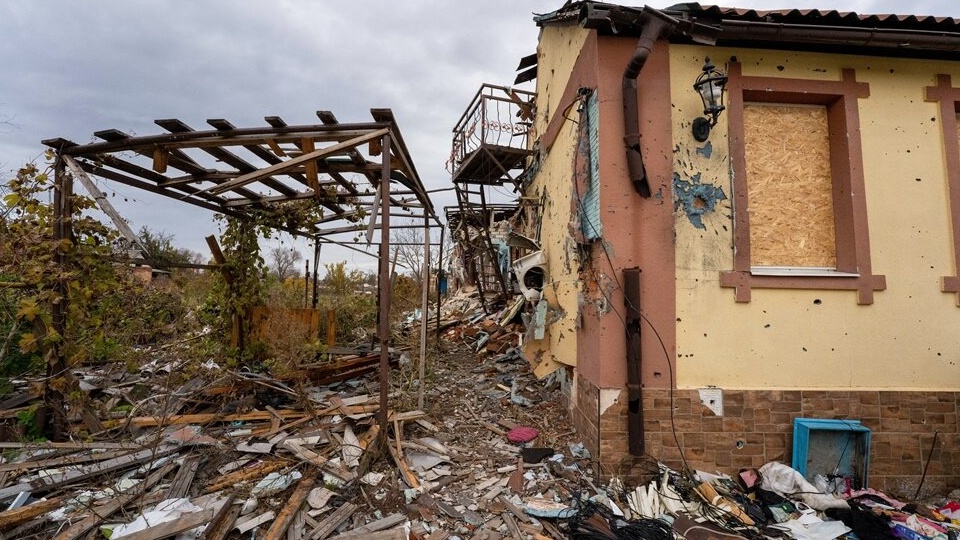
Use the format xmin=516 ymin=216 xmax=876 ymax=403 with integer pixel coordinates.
xmin=1 ymin=297 xmax=957 ymax=539
xmin=0 ymin=333 xmax=591 ymax=539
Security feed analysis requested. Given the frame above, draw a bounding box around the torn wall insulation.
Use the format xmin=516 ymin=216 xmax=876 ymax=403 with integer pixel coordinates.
xmin=744 ymin=104 xmax=836 ymax=267
xmin=673 ymin=172 xmax=727 ymax=230
xmin=581 ymin=91 xmax=602 ymax=241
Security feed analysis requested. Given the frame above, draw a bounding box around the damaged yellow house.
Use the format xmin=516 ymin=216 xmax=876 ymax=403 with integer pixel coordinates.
xmin=479 ymin=1 xmax=960 ymax=494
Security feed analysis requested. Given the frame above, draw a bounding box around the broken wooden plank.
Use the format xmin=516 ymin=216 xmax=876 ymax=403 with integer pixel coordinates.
xmin=236 ymin=510 xmax=276 ymax=534
xmin=0 ymin=496 xmax=64 ymax=529
xmin=114 ymin=508 xmax=214 ymax=540
xmin=280 ymin=441 xmax=355 ymax=483
xmin=203 ymin=461 xmax=289 ymax=494
xmin=197 ymin=494 xmax=238 ymax=540
xmin=166 ymin=454 xmax=202 ymax=499
xmin=332 ymin=530 xmax=405 ymax=540
xmin=0 ymin=445 xmax=179 ymax=502
xmin=0 ymin=448 xmax=134 ymax=473
xmin=386 ymin=439 xmax=419 ymax=489
xmin=262 ymin=468 xmax=318 ymax=540
xmin=480 ymin=420 xmax=507 ymax=436
xmin=305 ymin=502 xmax=357 ymax=540
xmin=288 ymin=508 xmax=307 ymax=540
xmin=327 ymin=513 xmax=406 ymax=539
xmin=0 ymin=441 xmax=149 ymax=450
xmin=51 ymin=461 xmax=177 ymax=540
xmin=501 ymin=511 xmax=524 ymax=540
xmin=109 ymin=409 xmax=308 ymax=429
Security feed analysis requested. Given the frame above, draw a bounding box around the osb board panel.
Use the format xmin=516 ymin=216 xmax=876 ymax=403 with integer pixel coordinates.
xmin=744 ymin=104 xmax=836 ymax=267
xmin=249 ymin=306 xmax=321 ymax=344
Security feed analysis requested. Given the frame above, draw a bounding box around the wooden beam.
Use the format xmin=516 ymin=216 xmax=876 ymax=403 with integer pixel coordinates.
xmin=208 ymin=128 xmax=389 ymax=195
xmin=304 ymin=502 xmax=357 ymax=540
xmin=166 ymin=454 xmax=202 ymax=499
xmin=0 ymin=496 xmax=65 ymax=529
xmin=112 ymin=409 xmax=308 ymax=429
xmin=113 ymin=508 xmax=214 ymax=540
xmin=262 ymin=469 xmax=318 ymax=540
xmin=0 ymin=445 xmax=179 ymax=502
xmin=63 ymin=155 xmax=147 ymax=256
xmin=203 ymin=461 xmax=289 ymax=494
xmin=301 ymin=137 xmax=320 ymax=195
xmin=198 ymin=495 xmax=240 ymax=540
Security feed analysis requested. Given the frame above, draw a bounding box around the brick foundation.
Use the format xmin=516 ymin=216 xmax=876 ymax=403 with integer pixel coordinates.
xmin=571 ymin=376 xmax=960 ymax=498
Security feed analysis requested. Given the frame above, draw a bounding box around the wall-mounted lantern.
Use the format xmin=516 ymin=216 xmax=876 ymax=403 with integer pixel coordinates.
xmin=691 ymin=57 xmax=728 ymax=142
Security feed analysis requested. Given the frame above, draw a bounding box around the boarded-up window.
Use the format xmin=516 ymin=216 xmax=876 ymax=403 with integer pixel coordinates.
xmin=743 ymin=103 xmax=836 ymax=267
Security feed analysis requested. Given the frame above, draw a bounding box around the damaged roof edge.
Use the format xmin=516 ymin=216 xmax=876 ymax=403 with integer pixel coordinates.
xmin=535 ymin=1 xmax=960 ymax=56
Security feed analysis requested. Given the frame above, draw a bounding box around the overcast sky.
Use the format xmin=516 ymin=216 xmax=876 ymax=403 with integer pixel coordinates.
xmin=2 ymin=0 xmax=957 ymax=272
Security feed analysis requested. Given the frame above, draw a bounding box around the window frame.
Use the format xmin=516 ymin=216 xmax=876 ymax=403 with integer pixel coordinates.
xmin=925 ymin=74 xmax=960 ymax=306
xmin=719 ymin=62 xmax=886 ymax=304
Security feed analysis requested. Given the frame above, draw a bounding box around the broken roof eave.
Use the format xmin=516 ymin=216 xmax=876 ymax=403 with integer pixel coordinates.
xmin=536 ymin=1 xmax=960 ymax=59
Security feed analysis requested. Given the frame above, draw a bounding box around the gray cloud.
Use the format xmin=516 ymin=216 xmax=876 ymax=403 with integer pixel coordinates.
xmin=2 ymin=0 xmax=956 ymax=261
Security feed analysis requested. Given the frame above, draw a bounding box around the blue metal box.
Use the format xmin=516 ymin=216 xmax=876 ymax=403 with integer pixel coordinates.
xmin=792 ymin=418 xmax=871 ymax=489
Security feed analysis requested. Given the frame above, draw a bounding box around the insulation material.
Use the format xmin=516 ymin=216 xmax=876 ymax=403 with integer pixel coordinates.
xmin=744 ymin=104 xmax=836 ymax=267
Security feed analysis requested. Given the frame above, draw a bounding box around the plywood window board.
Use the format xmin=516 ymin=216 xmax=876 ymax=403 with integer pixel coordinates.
xmin=719 ymin=63 xmax=886 ymax=304
xmin=743 ymin=103 xmax=837 ymax=268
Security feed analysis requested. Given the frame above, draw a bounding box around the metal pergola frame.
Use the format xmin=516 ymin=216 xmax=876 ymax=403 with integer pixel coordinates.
xmin=42 ymin=109 xmax=443 ymax=437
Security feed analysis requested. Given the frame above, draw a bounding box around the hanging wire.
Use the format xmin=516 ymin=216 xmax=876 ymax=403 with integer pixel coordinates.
xmin=569 ymin=89 xmax=694 ymax=480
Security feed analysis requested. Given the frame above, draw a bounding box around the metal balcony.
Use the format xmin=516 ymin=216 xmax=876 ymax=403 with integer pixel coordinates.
xmin=448 ymin=84 xmax=535 ymax=186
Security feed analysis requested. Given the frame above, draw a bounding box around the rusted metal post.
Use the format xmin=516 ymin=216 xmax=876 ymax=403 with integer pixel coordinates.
xmin=623 ymin=267 xmax=644 ymax=456
xmin=418 ymin=215 xmax=430 ymax=410
xmin=304 ymin=259 xmax=310 ymax=308
xmin=436 ymin=225 xmax=445 ymax=348
xmin=312 ymin=241 xmax=321 ymax=309
xmin=377 ymin=134 xmax=392 ymax=432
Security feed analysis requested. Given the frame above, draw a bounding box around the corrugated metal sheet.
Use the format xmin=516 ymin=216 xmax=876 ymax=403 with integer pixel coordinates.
xmin=681 ymin=4 xmax=960 ymax=29
xmin=582 ymin=91 xmax=603 ymax=241
xmin=538 ymin=1 xmax=960 ymax=33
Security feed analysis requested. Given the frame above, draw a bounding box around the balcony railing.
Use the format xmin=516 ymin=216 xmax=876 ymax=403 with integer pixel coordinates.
xmin=447 ymin=84 xmax=535 ymax=183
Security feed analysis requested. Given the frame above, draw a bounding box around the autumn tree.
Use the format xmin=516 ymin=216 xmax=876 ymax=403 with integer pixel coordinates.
xmin=268 ymin=245 xmax=303 ymax=280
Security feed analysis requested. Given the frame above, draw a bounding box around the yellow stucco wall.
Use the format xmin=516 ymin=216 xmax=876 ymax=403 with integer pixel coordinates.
xmin=671 ymin=45 xmax=960 ymax=390
xmin=520 ymin=24 xmax=593 ymax=375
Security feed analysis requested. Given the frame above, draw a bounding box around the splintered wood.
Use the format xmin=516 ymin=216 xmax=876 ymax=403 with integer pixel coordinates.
xmin=743 ymin=103 xmax=837 ymax=268
xmin=0 ymin=288 xmax=589 ymax=539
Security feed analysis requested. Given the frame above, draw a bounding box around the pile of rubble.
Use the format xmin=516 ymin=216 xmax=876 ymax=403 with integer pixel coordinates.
xmin=0 ymin=314 xmax=591 ymax=539
xmin=1 ymin=291 xmax=958 ymax=539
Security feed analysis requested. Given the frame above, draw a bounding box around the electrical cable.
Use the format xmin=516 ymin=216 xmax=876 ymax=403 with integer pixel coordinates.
xmin=566 ymin=88 xmax=694 ymax=481
xmin=567 ymin=499 xmax=674 ymax=540
xmin=913 ymin=430 xmax=939 ymax=500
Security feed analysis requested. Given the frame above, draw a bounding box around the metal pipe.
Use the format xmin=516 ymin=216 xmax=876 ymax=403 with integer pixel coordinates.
xmin=623 ymin=267 xmax=644 ymax=456
xmin=623 ymin=9 xmax=677 ymax=198
xmin=312 ymin=241 xmax=320 ymax=309
xmin=377 ymin=135 xmax=393 ymax=433
xmin=418 ymin=214 xmax=430 ymax=410
xmin=436 ymin=225 xmax=445 ymax=349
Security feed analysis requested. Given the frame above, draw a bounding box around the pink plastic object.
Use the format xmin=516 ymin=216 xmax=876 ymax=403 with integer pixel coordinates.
xmin=507 ymin=426 xmax=539 ymax=443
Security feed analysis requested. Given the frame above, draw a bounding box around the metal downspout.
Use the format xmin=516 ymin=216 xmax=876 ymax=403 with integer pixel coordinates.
xmin=623 ymin=9 xmax=677 ymax=198
xmin=623 ymin=267 xmax=644 ymax=456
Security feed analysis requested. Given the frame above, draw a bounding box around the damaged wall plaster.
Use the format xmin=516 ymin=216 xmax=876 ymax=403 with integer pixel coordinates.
xmin=669 ymin=45 xmax=960 ymax=389
xmin=673 ymin=172 xmax=727 ymax=230
xmin=599 ymin=388 xmax=622 ymax=416
xmin=698 ymin=387 xmax=724 ymax=416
